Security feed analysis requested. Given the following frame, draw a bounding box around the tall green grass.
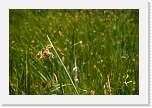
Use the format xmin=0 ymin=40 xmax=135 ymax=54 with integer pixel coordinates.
xmin=9 ymin=9 xmax=139 ymax=95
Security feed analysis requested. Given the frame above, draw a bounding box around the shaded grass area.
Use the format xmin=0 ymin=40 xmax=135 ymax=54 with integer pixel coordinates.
xmin=9 ymin=9 xmax=139 ymax=95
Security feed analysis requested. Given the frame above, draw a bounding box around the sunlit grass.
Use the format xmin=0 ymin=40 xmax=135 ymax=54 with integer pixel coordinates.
xmin=9 ymin=9 xmax=139 ymax=95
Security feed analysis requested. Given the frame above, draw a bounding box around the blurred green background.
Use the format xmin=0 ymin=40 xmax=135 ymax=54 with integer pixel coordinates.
xmin=9 ymin=9 xmax=139 ymax=95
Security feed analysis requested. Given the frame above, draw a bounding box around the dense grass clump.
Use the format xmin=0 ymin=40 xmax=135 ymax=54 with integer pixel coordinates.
xmin=9 ymin=9 xmax=139 ymax=95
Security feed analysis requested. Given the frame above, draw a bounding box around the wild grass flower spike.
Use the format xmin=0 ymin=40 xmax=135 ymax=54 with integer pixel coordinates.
xmin=36 ymin=44 xmax=54 ymax=60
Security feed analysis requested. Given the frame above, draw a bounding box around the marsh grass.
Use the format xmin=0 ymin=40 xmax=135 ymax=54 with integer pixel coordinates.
xmin=9 ymin=9 xmax=139 ymax=95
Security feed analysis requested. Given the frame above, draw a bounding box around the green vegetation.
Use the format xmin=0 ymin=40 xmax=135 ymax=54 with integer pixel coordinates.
xmin=9 ymin=9 xmax=139 ymax=95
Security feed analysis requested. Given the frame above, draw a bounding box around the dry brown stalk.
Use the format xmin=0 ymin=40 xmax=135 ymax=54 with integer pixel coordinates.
xmin=103 ymin=73 xmax=112 ymax=95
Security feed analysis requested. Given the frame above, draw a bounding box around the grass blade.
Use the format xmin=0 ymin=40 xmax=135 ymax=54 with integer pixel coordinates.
xmin=47 ymin=35 xmax=79 ymax=95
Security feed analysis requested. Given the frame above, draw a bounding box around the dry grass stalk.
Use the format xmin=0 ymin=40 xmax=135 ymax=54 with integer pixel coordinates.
xmin=73 ymin=57 xmax=78 ymax=82
xmin=103 ymin=73 xmax=112 ymax=95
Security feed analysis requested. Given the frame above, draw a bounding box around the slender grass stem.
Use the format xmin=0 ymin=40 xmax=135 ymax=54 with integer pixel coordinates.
xmin=25 ymin=50 xmax=28 ymax=94
xmin=47 ymin=35 xmax=79 ymax=95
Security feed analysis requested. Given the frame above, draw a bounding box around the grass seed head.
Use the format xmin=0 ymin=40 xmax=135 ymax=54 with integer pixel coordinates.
xmin=36 ymin=51 xmax=44 ymax=59
xmin=36 ymin=44 xmax=54 ymax=60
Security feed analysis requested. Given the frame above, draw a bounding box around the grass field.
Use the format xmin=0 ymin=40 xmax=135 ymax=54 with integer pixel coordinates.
xmin=9 ymin=9 xmax=139 ymax=95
